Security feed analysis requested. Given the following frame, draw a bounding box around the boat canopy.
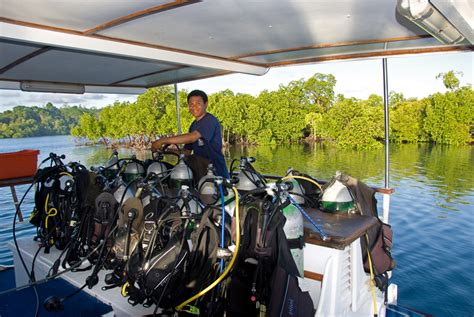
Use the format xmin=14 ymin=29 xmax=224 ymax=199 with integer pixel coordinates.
xmin=0 ymin=0 xmax=472 ymax=94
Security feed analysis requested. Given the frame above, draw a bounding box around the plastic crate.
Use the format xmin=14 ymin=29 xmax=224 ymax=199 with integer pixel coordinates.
xmin=0 ymin=150 xmax=40 ymax=180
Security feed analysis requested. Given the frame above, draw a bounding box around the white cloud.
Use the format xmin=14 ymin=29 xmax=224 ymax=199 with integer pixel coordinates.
xmin=0 ymin=91 xmax=138 ymax=111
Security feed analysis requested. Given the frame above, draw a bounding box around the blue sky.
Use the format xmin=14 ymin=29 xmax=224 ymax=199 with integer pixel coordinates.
xmin=0 ymin=51 xmax=472 ymax=111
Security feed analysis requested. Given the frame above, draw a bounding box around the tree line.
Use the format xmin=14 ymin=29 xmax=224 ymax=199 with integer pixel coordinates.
xmin=72 ymin=71 xmax=473 ymax=148
xmin=1 ymin=71 xmax=472 ymax=148
xmin=0 ymin=103 xmax=98 ymax=138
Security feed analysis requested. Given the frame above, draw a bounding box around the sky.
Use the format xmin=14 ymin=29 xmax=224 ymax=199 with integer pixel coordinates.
xmin=0 ymin=52 xmax=472 ymax=111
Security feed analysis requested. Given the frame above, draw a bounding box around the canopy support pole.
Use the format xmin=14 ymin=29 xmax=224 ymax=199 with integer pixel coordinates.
xmin=175 ymin=83 xmax=181 ymax=135
xmin=382 ymin=58 xmax=391 ymax=223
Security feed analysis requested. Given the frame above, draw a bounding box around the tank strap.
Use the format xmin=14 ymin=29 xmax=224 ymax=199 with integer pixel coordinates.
xmin=287 ymin=236 xmax=305 ymax=249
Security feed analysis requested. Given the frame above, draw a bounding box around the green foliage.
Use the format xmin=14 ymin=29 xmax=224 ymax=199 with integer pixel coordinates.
xmin=322 ymin=96 xmax=384 ymax=149
xmin=4 ymin=71 xmax=471 ymax=149
xmin=0 ymin=104 xmax=97 ymax=138
xmin=436 ymin=71 xmax=462 ymax=90
xmin=391 ymin=100 xmax=428 ymax=143
xmin=305 ymin=112 xmax=323 ymax=138
xmin=423 ymin=86 xmax=473 ymax=145
xmin=303 ymin=73 xmax=336 ymax=112
xmin=389 ymin=91 xmax=405 ymax=106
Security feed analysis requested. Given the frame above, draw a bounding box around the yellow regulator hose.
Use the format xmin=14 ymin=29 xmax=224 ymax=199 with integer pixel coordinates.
xmin=175 ymin=186 xmax=241 ymax=312
xmin=365 ymin=234 xmax=378 ymax=317
xmin=281 ymin=175 xmax=323 ymax=191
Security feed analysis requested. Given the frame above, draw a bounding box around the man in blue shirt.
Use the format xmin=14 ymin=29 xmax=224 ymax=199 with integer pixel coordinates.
xmin=151 ymin=90 xmax=229 ymax=178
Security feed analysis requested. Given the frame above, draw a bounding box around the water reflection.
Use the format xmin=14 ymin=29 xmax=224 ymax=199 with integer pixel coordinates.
xmin=0 ymin=136 xmax=473 ymax=315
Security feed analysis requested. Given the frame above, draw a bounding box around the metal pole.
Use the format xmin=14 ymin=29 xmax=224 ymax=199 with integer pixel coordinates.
xmin=382 ymin=58 xmax=391 ymax=223
xmin=174 ymin=83 xmax=181 ymax=135
xmin=383 ymin=58 xmax=390 ymax=188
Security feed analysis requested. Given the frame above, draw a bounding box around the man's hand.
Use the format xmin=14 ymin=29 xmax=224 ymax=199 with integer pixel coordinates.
xmin=151 ymin=131 xmax=201 ymax=152
xmin=151 ymin=139 xmax=166 ymax=152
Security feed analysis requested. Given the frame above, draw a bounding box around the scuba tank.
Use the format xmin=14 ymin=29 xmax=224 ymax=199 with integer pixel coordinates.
xmin=198 ymin=164 xmax=217 ymax=205
xmin=176 ymin=185 xmax=203 ymax=215
xmin=170 ymin=154 xmax=193 ymax=189
xmin=146 ymin=152 xmax=169 ymax=180
xmin=58 ymin=173 xmax=74 ymax=193
xmin=113 ymin=179 xmax=137 ymax=204
xmin=321 ymin=172 xmax=354 ymax=213
xmin=280 ymin=183 xmax=304 ymax=277
xmin=236 ymin=157 xmax=265 ymax=191
xmin=113 ymin=184 xmax=136 ymax=205
xmin=104 ymin=151 xmax=122 ymax=180
xmin=122 ymin=159 xmax=145 ymax=183
xmin=286 ymin=167 xmax=306 ymax=205
xmin=218 ymin=188 xmax=236 ymax=217
xmin=198 ymin=164 xmax=236 ymax=215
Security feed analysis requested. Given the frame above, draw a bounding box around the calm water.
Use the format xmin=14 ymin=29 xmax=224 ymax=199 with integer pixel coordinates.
xmin=0 ymin=136 xmax=473 ymax=316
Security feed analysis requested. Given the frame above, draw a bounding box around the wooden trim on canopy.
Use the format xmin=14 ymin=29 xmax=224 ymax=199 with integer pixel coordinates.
xmin=266 ymin=45 xmax=474 ymax=67
xmin=0 ymin=1 xmax=200 ymax=78
xmin=232 ymin=35 xmax=433 ymax=59
xmin=83 ymin=0 xmax=200 ymax=35
xmin=0 ymin=17 xmax=84 ymax=35
xmin=90 ymin=34 xmax=264 ymax=67
xmin=1 ymin=22 xmax=268 ymax=75
xmin=0 ymin=18 xmax=265 ymax=67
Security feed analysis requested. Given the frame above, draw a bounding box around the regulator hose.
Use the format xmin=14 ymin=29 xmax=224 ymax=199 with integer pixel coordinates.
xmin=218 ymin=182 xmax=226 ymax=273
xmin=365 ymin=234 xmax=378 ymax=317
xmin=175 ymin=186 xmax=240 ymax=312
xmin=281 ymin=175 xmax=328 ymax=240
xmin=281 ymin=175 xmax=322 ymax=191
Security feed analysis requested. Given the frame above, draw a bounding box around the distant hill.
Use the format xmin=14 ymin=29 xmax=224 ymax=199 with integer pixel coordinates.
xmin=0 ymin=103 xmax=99 ymax=138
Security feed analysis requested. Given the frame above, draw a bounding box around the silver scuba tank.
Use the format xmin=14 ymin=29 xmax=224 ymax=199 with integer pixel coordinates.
xmin=236 ymin=157 xmax=264 ymax=191
xmin=197 ymin=165 xmax=236 ymax=214
xmin=58 ymin=173 xmax=74 ymax=193
xmin=176 ymin=185 xmax=203 ymax=215
xmin=147 ymin=152 xmax=169 ymax=179
xmin=321 ymin=172 xmax=354 ymax=213
xmin=113 ymin=180 xmax=137 ymax=204
xmin=170 ymin=154 xmax=193 ymax=189
xmin=198 ymin=164 xmax=217 ymax=205
xmin=286 ymin=167 xmax=306 ymax=205
xmin=216 ymin=188 xmax=236 ymax=217
xmin=146 ymin=161 xmax=168 ymax=179
xmin=282 ymin=202 xmax=304 ymax=277
xmin=104 ymin=151 xmax=121 ymax=180
xmin=122 ymin=160 xmax=145 ymax=183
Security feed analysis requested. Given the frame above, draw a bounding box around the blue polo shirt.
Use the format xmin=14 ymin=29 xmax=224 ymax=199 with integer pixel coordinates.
xmin=184 ymin=113 xmax=229 ymax=178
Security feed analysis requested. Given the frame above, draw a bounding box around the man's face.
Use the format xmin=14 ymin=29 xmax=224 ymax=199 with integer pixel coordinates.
xmin=188 ymin=95 xmax=207 ymax=120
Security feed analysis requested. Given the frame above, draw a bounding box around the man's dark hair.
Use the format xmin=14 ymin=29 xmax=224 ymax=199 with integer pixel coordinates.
xmin=187 ymin=90 xmax=208 ymax=103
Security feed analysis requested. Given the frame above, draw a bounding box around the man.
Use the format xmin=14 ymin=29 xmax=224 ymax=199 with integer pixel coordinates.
xmin=151 ymin=90 xmax=229 ymax=178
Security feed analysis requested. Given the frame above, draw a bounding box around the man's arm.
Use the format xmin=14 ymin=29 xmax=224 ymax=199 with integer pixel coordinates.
xmin=151 ymin=130 xmax=201 ymax=151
